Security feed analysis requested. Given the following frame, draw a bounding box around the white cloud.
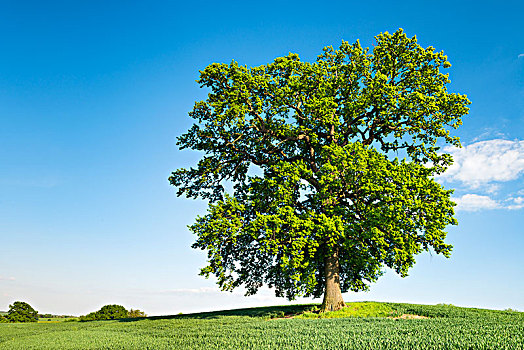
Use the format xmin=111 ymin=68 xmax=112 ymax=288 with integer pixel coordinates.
xmin=453 ymin=194 xmax=501 ymax=212
xmin=441 ymin=139 xmax=524 ymax=189
xmin=453 ymin=194 xmax=524 ymax=212
xmin=0 ymin=276 xmax=15 ymax=281
xmin=519 ymin=54 xmax=524 ymax=58
xmin=471 ymin=129 xmax=507 ymax=142
xmin=506 ymin=196 xmax=524 ymax=210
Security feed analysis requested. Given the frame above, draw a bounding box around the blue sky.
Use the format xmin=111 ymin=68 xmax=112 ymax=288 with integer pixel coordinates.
xmin=1 ymin=0 xmax=523 ymax=315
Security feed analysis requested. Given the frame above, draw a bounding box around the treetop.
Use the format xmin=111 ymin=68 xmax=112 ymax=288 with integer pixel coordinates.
xmin=172 ymin=29 xmax=470 ymax=203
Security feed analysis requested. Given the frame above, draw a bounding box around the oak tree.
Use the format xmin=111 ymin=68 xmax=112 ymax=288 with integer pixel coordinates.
xmin=79 ymin=304 xmax=128 ymax=321
xmin=170 ymin=29 xmax=470 ymax=311
xmin=6 ymin=301 xmax=38 ymax=323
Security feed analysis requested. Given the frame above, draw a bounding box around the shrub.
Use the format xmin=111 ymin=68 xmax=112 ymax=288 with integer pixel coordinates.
xmin=128 ymin=309 xmax=147 ymax=318
xmin=79 ymin=312 xmax=97 ymax=322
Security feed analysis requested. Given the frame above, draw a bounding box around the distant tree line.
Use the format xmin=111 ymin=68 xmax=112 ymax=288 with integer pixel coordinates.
xmin=0 ymin=301 xmax=147 ymax=323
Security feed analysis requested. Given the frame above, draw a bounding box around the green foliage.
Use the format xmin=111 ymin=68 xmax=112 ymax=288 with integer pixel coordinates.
xmin=96 ymin=305 xmax=128 ymax=320
xmin=5 ymin=301 xmax=38 ymax=323
xmin=170 ymin=28 xmax=470 ymax=301
xmin=266 ymin=310 xmax=285 ymax=319
xmin=0 ymin=303 xmax=522 ymax=349
xmin=79 ymin=305 xmax=128 ymax=322
xmin=78 ymin=312 xmax=96 ymax=322
xmin=128 ymin=309 xmax=147 ymax=318
xmin=0 ymin=316 xmax=6 ymax=324
xmin=504 ymin=308 xmax=518 ymax=313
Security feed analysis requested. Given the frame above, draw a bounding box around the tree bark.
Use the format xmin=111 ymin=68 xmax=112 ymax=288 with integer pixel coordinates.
xmin=320 ymin=247 xmax=346 ymax=312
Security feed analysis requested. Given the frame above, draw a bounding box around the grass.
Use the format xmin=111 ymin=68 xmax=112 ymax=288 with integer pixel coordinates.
xmin=0 ymin=302 xmax=522 ymax=349
xmin=296 ymin=301 xmax=394 ymax=319
xmin=38 ymin=317 xmax=78 ymax=323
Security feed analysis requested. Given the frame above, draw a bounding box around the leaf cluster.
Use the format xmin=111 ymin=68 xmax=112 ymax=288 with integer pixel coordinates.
xmin=128 ymin=309 xmax=147 ymax=318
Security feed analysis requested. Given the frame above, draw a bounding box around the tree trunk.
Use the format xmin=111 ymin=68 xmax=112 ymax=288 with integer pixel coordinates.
xmin=320 ymin=247 xmax=346 ymax=312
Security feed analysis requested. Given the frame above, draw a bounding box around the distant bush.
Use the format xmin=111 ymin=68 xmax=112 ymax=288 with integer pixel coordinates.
xmin=97 ymin=305 xmax=128 ymax=320
xmin=128 ymin=309 xmax=147 ymax=318
xmin=79 ymin=305 xmax=128 ymax=322
xmin=6 ymin=301 xmax=38 ymax=323
xmin=0 ymin=315 xmax=7 ymax=323
xmin=79 ymin=312 xmax=96 ymax=322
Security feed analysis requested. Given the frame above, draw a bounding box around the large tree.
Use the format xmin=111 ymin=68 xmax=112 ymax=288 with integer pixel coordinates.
xmin=170 ymin=29 xmax=470 ymax=312
xmin=79 ymin=304 xmax=129 ymax=321
xmin=6 ymin=301 xmax=38 ymax=323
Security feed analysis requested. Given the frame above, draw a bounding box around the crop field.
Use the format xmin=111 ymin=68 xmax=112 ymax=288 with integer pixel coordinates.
xmin=0 ymin=302 xmax=522 ymax=349
xmin=37 ymin=317 xmax=77 ymax=323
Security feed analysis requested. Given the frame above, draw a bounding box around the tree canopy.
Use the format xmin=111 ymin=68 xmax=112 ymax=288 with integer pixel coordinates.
xmin=80 ymin=304 xmax=128 ymax=321
xmin=170 ymin=29 xmax=470 ymax=311
xmin=6 ymin=301 xmax=38 ymax=323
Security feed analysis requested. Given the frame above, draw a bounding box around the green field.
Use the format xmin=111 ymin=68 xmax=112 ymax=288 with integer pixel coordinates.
xmin=1 ymin=302 xmax=522 ymax=349
xmin=37 ymin=317 xmax=78 ymax=323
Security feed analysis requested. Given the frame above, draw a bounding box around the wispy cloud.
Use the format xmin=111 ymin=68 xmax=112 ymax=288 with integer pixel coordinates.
xmin=0 ymin=276 xmax=15 ymax=281
xmin=471 ymin=128 xmax=508 ymax=143
xmin=518 ymin=54 xmax=524 ymax=58
xmin=506 ymin=196 xmax=524 ymax=210
xmin=441 ymin=139 xmax=524 ymax=189
xmin=453 ymin=194 xmax=524 ymax=212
